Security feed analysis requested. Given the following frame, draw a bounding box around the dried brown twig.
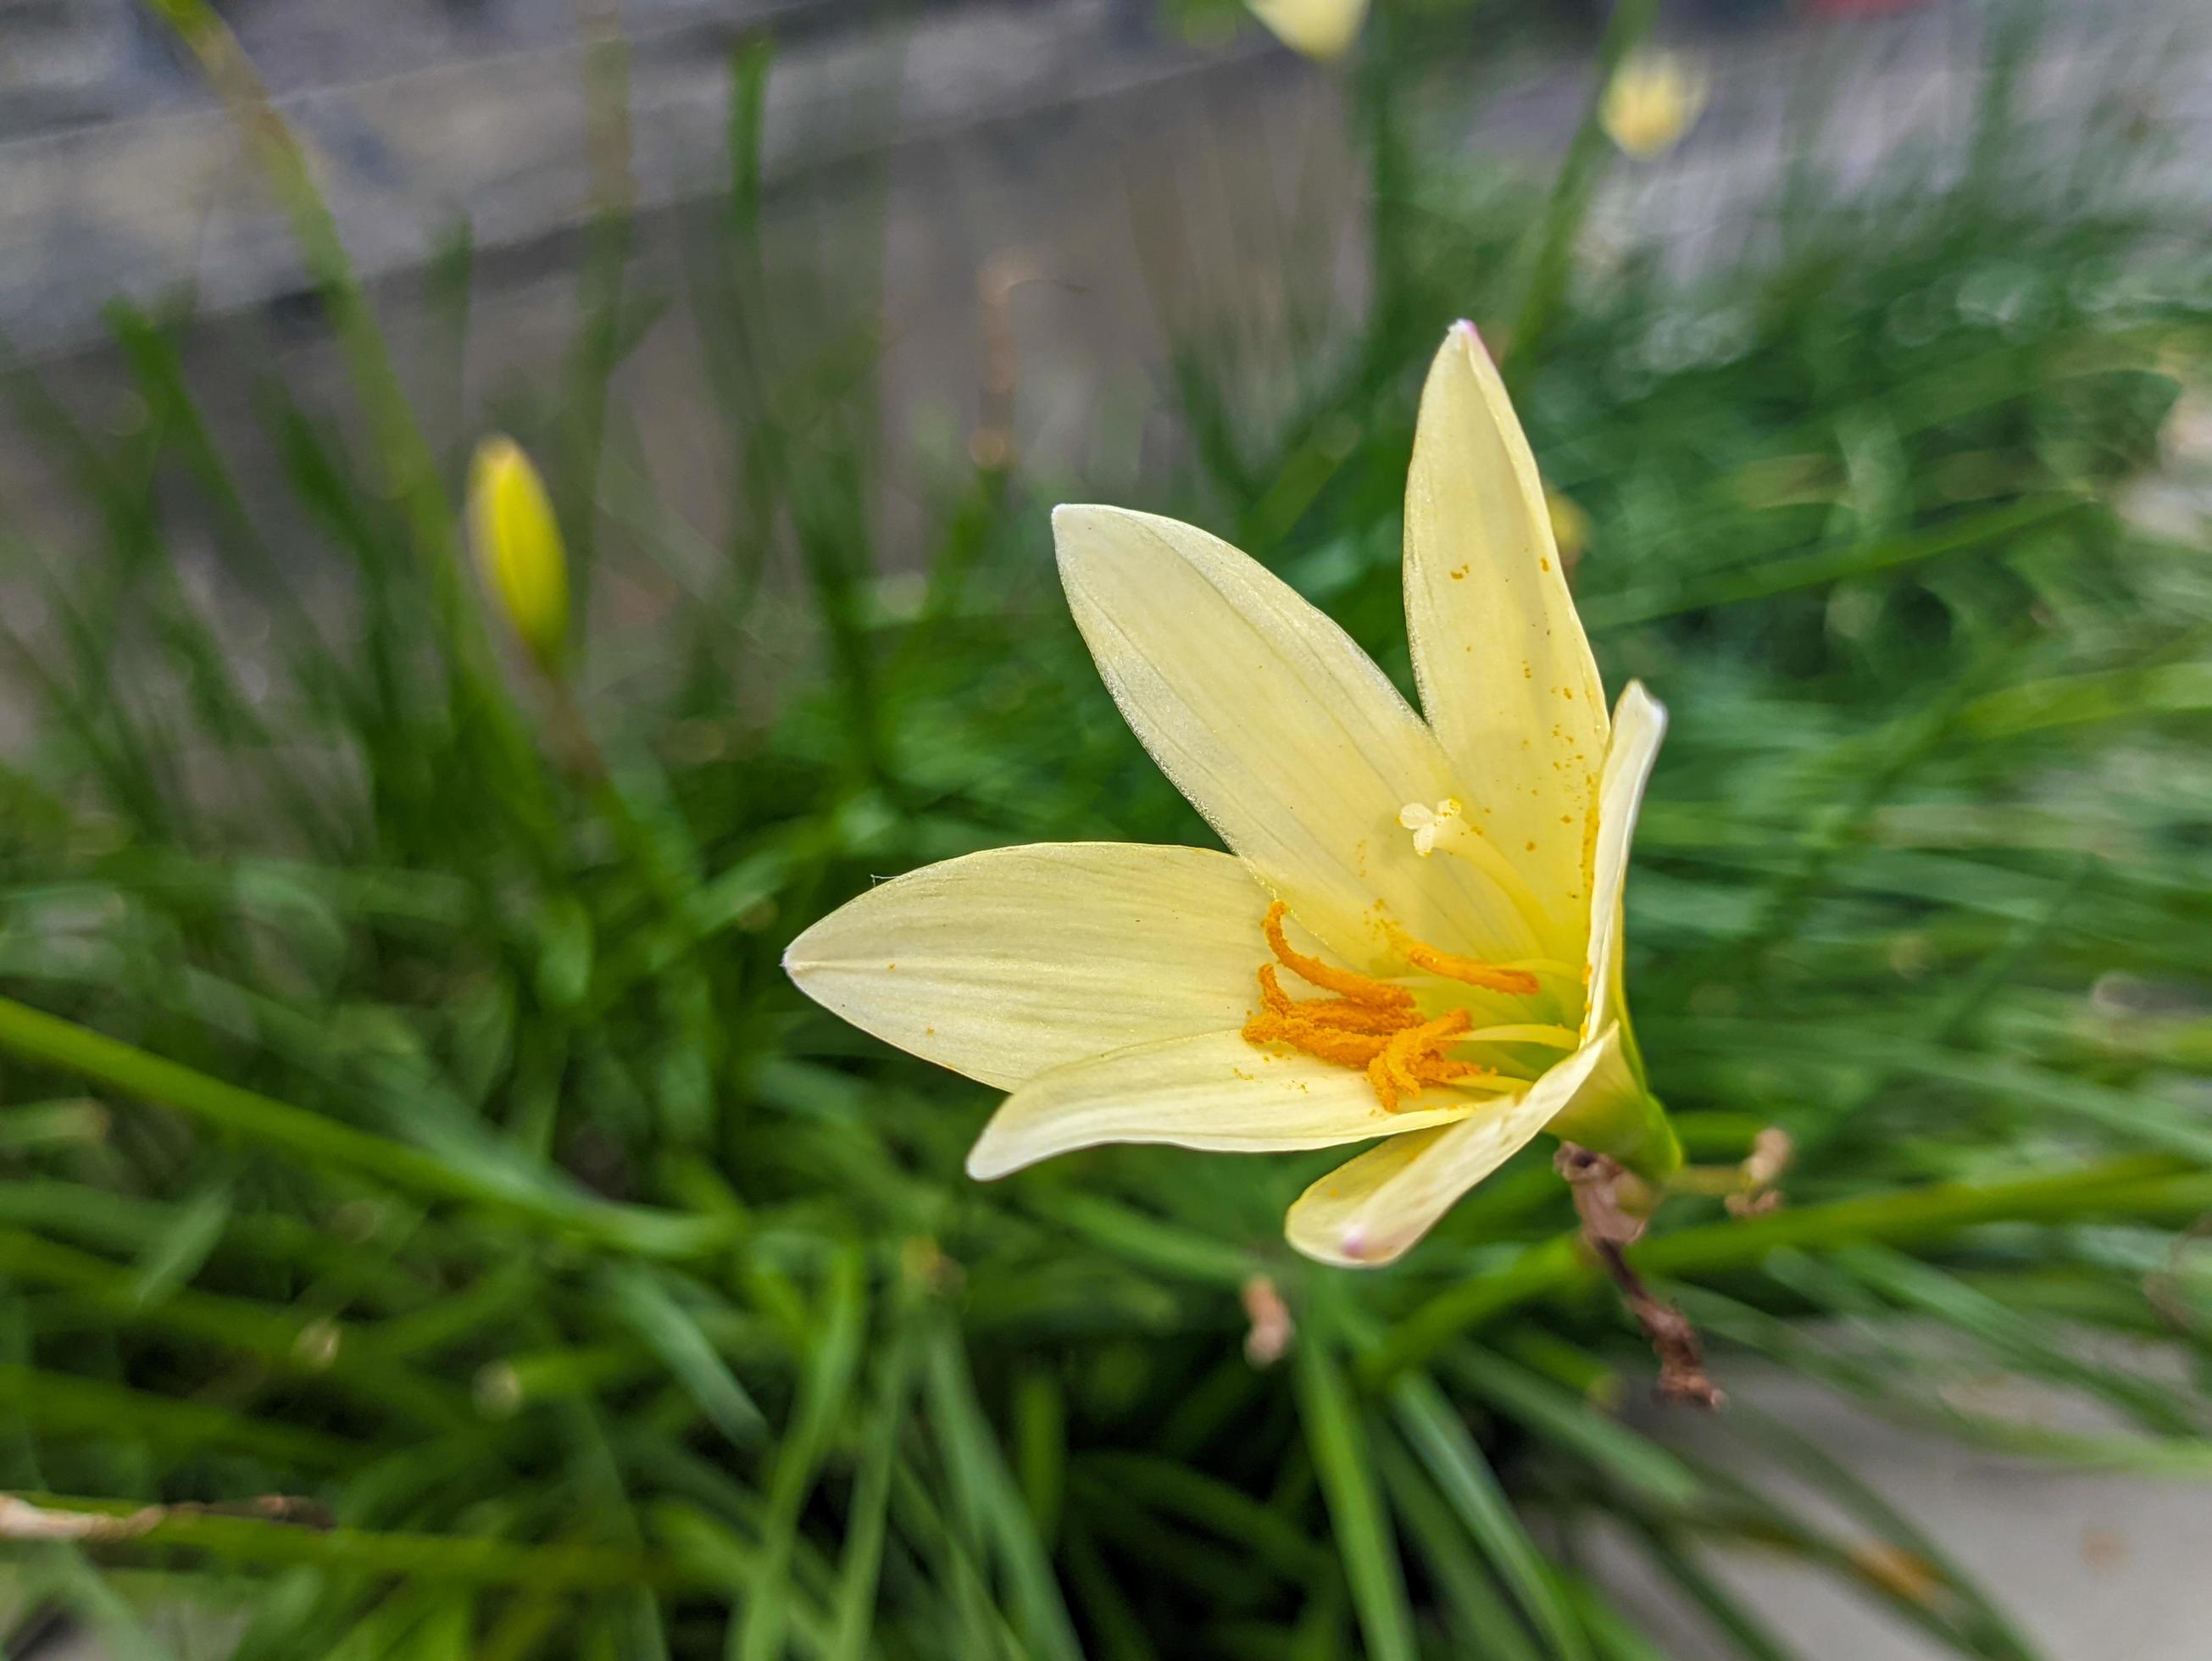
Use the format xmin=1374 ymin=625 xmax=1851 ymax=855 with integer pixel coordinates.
xmin=1555 ymin=1143 xmax=1724 ymax=1408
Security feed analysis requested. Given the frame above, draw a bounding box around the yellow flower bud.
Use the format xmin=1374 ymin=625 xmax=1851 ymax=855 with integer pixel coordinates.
xmin=1245 ymin=0 xmax=1370 ymax=63
xmin=467 ymin=436 xmax=570 ymax=675
xmin=1599 ymin=51 xmax=1709 ymax=160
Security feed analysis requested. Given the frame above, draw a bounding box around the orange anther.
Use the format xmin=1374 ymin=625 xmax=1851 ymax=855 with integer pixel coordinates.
xmin=1262 ymin=903 xmax=1416 ymax=1011
xmin=1245 ymin=908 xmax=1518 ymax=1111
xmin=1242 ymin=1009 xmax=1389 ymax=1069
xmin=1398 ymin=938 xmax=1542 ymax=996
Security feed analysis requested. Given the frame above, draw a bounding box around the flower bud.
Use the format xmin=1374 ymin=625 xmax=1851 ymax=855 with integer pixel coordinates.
xmin=1245 ymin=0 xmax=1369 ymax=63
xmin=467 ymin=436 xmax=571 ymax=675
xmin=1599 ymin=51 xmax=1709 ymax=160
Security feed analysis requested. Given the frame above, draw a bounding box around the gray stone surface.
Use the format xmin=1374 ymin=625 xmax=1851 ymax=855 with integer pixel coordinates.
xmin=1585 ymin=1358 xmax=2212 ymax=1659
xmin=0 ymin=0 xmax=1264 ymax=357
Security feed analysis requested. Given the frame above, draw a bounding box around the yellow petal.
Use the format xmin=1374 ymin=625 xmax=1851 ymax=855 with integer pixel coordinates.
xmin=1054 ymin=503 xmax=1541 ymax=969
xmin=1583 ymin=682 xmax=1666 ymax=1044
xmin=1402 ymin=325 xmax=1609 ymax=953
xmin=1285 ymin=1025 xmax=1637 ymax=1266
xmin=784 ymin=843 xmax=1267 ymax=1092
xmin=1245 ymin=0 xmax=1370 ymax=62
xmin=967 ymin=1028 xmax=1477 ymax=1180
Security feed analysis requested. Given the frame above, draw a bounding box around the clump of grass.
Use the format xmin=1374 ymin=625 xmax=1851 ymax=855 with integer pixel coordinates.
xmin=1 ymin=3 xmax=2209 ymax=1656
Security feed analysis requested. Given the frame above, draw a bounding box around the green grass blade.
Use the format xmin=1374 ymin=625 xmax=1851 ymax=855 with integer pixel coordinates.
xmin=1389 ymin=1371 xmax=1591 ymax=1661
xmin=1294 ymin=1325 xmax=1417 ymax=1661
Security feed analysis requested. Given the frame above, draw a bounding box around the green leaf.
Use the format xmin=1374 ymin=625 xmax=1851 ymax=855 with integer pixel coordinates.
xmin=1389 ymin=1371 xmax=1591 ymax=1661
xmin=601 ymin=1265 xmax=765 ymax=1449
xmin=1295 ymin=1327 xmax=1417 ymax=1661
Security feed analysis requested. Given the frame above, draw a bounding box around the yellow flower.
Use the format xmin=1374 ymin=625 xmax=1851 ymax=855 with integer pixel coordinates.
xmin=1244 ymin=0 xmax=1370 ymax=63
xmin=1599 ymin=51 xmax=1709 ymax=160
xmin=785 ymin=325 xmax=1679 ymax=1267
xmin=466 ymin=436 xmax=570 ymax=676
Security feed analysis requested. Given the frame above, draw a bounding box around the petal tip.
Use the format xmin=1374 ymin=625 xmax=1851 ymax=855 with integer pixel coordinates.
xmin=1049 ymin=502 xmax=1127 ymax=586
xmin=780 ymin=922 xmax=823 ymax=987
xmin=1446 ymin=318 xmax=1499 ymax=378
xmin=780 ymin=901 xmax=856 ymax=990
xmin=1049 ymin=501 xmax=1118 ymax=543
xmin=1286 ymin=1217 xmax=1403 ymax=1269
xmin=1617 ymin=678 xmax=1670 ymax=735
xmin=964 ymin=1130 xmax=1018 ymax=1182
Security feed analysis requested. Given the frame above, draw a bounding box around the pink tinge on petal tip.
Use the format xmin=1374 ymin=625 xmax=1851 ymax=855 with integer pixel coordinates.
xmin=1452 ymin=319 xmax=1487 ymax=358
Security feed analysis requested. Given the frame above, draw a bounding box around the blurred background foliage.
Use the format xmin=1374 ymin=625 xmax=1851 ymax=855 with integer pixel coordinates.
xmin=1 ymin=0 xmax=2210 ymax=1655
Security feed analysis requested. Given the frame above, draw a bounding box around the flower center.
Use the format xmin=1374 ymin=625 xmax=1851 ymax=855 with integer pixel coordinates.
xmin=1240 ymin=902 xmax=1576 ymax=1110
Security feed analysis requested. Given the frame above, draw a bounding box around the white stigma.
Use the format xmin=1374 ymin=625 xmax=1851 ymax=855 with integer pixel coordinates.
xmin=1397 ymin=797 xmax=1464 ymax=858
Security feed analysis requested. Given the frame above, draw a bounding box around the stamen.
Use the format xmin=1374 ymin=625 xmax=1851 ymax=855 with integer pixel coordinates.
xmin=1398 ymin=937 xmax=1542 ymax=996
xmin=1242 ymin=1008 xmax=1388 ymax=1069
xmin=1242 ymin=903 xmax=1527 ymax=1112
xmin=1261 ymin=903 xmax=1415 ymax=1011
xmin=1257 ymin=966 xmax=1404 ymax=1036
xmin=1366 ymin=1010 xmax=1480 ymax=1110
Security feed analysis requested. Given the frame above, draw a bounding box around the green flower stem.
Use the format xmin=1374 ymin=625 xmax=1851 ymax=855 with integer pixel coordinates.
xmin=0 ymin=994 xmax=735 ymax=1258
xmin=142 ymin=0 xmax=548 ymax=819
xmin=1503 ymin=0 xmax=1655 ymax=378
xmin=1547 ymin=1087 xmax=1682 ymax=1193
xmin=1364 ymin=1153 xmax=2208 ymax=1386
xmin=4 ymin=1492 xmax=677 ymax=1592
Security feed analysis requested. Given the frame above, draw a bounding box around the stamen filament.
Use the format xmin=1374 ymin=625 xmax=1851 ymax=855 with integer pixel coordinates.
xmin=1502 ymin=958 xmax=1584 ymax=982
xmin=1461 ymin=1023 xmax=1581 ymax=1050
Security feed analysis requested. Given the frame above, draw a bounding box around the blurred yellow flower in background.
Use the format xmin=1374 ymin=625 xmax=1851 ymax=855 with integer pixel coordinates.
xmin=786 ymin=324 xmax=1681 ymax=1267
xmin=1546 ymin=486 xmax=1593 ymax=575
xmin=1245 ymin=0 xmax=1370 ymax=63
xmin=467 ymin=436 xmax=571 ymax=677
xmin=1600 ymin=50 xmax=1709 ymax=159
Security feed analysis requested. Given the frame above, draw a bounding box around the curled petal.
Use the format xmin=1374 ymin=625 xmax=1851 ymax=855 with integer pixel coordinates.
xmin=967 ymin=1028 xmax=1479 ymax=1180
xmin=1583 ymin=682 xmax=1666 ymax=1047
xmin=1286 ymin=1025 xmax=1637 ymax=1267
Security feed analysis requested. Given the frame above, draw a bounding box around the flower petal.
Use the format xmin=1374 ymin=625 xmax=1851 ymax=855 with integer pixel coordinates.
xmin=1402 ymin=324 xmax=1609 ymax=953
xmin=1583 ymin=682 xmax=1666 ymax=1045
xmin=784 ymin=842 xmax=1269 ymax=1092
xmin=1054 ymin=503 xmax=1541 ymax=969
xmin=1285 ymin=1025 xmax=1637 ymax=1267
xmin=967 ymin=1028 xmax=1479 ymax=1180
